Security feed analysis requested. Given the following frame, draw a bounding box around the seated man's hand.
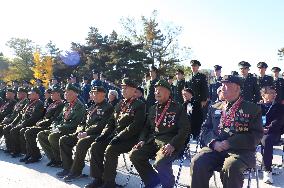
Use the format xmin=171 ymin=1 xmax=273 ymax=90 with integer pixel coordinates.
xmin=220 ymin=140 xmax=230 ymax=150
xmin=162 ymin=144 xmax=175 ymax=156
xmin=213 ymin=141 xmax=225 ymax=152
xmin=77 ymin=132 xmax=88 ymax=139
xmin=52 ymin=127 xmax=60 ymax=133
xmin=133 ymin=141 xmax=145 ymax=149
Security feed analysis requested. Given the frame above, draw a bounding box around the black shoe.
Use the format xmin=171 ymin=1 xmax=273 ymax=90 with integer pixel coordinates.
xmin=19 ymin=155 xmax=31 ymax=162
xmin=63 ymin=172 xmax=85 ymax=182
xmin=11 ymin=153 xmax=22 ymax=158
xmin=84 ymin=178 xmax=103 ymax=188
xmin=25 ymin=156 xmax=41 ymax=164
xmin=56 ymin=169 xmax=70 ymax=178
xmin=50 ymin=161 xmax=62 ymax=168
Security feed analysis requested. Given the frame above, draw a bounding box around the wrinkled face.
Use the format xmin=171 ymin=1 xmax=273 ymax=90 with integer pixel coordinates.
xmin=239 ymin=67 xmax=249 ymax=76
xmin=108 ymin=93 xmax=116 ymax=101
xmin=121 ymin=85 xmax=135 ymax=99
xmin=220 ymin=82 xmax=240 ymax=100
xmin=51 ymin=92 xmax=61 ymax=101
xmin=6 ymin=91 xmax=15 ymax=100
xmin=64 ymin=90 xmax=77 ymax=102
xmin=182 ymin=90 xmax=192 ymax=102
xmin=17 ymin=91 xmax=27 ymax=100
xmin=262 ymin=88 xmax=276 ymax=102
xmin=258 ymin=67 xmax=266 ymax=75
xmin=90 ymin=91 xmax=105 ymax=103
xmin=155 ymin=86 xmax=170 ymax=103
xmin=191 ymin=65 xmax=199 ymax=73
xmin=28 ymin=92 xmax=39 ymax=100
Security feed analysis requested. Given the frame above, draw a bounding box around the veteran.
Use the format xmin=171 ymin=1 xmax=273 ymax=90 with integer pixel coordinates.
xmin=20 ymin=85 xmax=64 ymax=163
xmin=84 ymin=78 xmax=146 ymax=188
xmin=129 ymin=80 xmax=190 ymax=188
xmin=191 ymin=75 xmax=263 ymax=188
xmin=37 ymin=83 xmax=86 ymax=167
xmin=56 ymin=86 xmax=114 ymax=181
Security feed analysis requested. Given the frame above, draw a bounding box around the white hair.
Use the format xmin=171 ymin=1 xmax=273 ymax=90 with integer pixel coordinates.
xmin=108 ymin=90 xmax=118 ymax=99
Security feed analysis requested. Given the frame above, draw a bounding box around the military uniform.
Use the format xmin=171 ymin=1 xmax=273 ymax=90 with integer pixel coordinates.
xmin=145 ymin=77 xmax=159 ymax=110
xmin=238 ymin=61 xmax=261 ymax=103
xmin=9 ymin=97 xmax=44 ymax=155
xmin=257 ymin=75 xmax=273 ymax=88
xmin=129 ymin=80 xmax=190 ymax=188
xmin=175 ymin=79 xmax=186 ymax=104
xmin=271 ymin=67 xmax=284 ymax=103
xmin=191 ymin=75 xmax=263 ymax=188
xmin=2 ymin=88 xmax=29 ymax=152
xmin=58 ymin=93 xmax=113 ymax=179
xmin=85 ymin=78 xmax=146 ymax=188
xmin=81 ymin=77 xmax=91 ymax=104
xmin=0 ymin=96 xmax=17 ymax=138
xmin=187 ymin=64 xmax=208 ymax=136
xmin=38 ymin=84 xmax=86 ymax=165
xmin=23 ymin=96 xmax=64 ymax=163
xmin=209 ymin=76 xmax=222 ymax=102
xmin=256 ymin=62 xmax=273 ymax=89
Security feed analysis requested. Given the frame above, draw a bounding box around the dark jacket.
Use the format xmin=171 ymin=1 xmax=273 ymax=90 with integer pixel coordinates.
xmin=187 ymin=72 xmax=209 ymax=103
xmin=200 ymin=99 xmax=263 ymax=166
xmin=260 ymin=102 xmax=284 ymax=135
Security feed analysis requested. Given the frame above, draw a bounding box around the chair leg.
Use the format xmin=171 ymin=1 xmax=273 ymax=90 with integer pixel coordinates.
xmin=282 ymin=145 xmax=284 ymax=167
xmin=255 ymin=168 xmax=259 ymax=188
xmin=247 ymin=168 xmax=252 ymax=188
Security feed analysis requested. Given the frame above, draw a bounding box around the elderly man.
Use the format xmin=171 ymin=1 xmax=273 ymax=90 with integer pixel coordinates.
xmin=37 ymin=83 xmax=86 ymax=167
xmin=84 ymin=78 xmax=146 ymax=188
xmin=191 ymin=75 xmax=263 ymax=188
xmin=129 ymin=80 xmax=190 ymax=188
xmin=259 ymin=86 xmax=284 ymax=184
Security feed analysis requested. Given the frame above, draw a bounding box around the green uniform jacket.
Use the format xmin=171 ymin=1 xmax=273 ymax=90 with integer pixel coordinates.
xmin=0 ymin=99 xmax=17 ymax=121
xmin=85 ymin=100 xmax=114 ymax=136
xmin=52 ymin=98 xmax=86 ymax=134
xmin=175 ymin=79 xmax=186 ymax=104
xmin=200 ymin=100 xmax=264 ymax=165
xmin=240 ymin=73 xmax=261 ymax=103
xmin=4 ymin=98 xmax=29 ymax=125
xmin=101 ymin=98 xmax=146 ymax=141
xmin=36 ymin=100 xmax=65 ymax=129
xmin=140 ymin=100 xmax=190 ymax=151
xmin=13 ymin=99 xmax=45 ymax=127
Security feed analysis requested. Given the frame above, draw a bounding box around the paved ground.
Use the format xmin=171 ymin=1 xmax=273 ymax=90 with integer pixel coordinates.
xmin=0 ymin=139 xmax=283 ymax=188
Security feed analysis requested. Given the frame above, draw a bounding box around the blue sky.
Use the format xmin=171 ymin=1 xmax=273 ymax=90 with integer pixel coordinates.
xmin=0 ymin=0 xmax=284 ymax=75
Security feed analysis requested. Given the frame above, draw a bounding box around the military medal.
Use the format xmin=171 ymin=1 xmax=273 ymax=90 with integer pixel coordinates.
xmin=155 ymin=99 xmax=171 ymax=128
xmin=221 ymin=97 xmax=243 ymax=128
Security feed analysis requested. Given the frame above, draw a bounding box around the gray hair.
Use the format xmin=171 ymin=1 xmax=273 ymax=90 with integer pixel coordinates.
xmin=108 ymin=90 xmax=118 ymax=99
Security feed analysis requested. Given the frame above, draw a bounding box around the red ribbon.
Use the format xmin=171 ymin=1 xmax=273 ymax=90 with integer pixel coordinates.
xmin=155 ymin=98 xmax=171 ymax=128
xmin=221 ymin=97 xmax=243 ymax=127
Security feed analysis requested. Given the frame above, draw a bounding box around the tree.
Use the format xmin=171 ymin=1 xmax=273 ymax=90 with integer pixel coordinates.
xmin=0 ymin=53 xmax=10 ymax=80
xmin=32 ymin=51 xmax=53 ymax=87
xmin=120 ymin=10 xmax=191 ymax=75
xmin=5 ymin=38 xmax=35 ymax=81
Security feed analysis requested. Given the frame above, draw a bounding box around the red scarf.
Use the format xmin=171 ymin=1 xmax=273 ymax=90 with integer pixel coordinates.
xmin=221 ymin=97 xmax=243 ymax=127
xmin=155 ymin=98 xmax=171 ymax=128
xmin=64 ymin=98 xmax=77 ymax=120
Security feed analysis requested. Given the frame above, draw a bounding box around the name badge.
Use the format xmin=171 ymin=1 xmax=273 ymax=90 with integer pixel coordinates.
xmin=215 ymin=110 xmax=221 ymax=115
xmin=262 ymin=116 xmax=266 ymax=126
